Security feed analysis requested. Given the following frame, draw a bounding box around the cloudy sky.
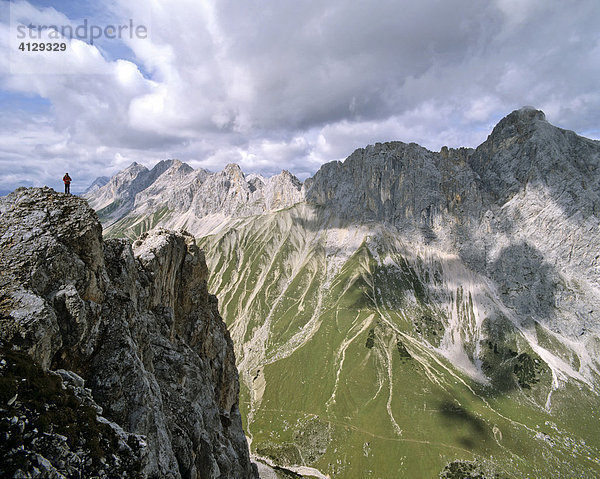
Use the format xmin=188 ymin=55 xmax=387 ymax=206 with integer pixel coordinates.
xmin=0 ymin=0 xmax=599 ymax=193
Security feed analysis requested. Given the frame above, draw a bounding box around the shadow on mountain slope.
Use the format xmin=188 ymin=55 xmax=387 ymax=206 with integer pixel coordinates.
xmin=475 ymin=241 xmax=556 ymax=396
xmin=438 ymin=400 xmax=488 ymax=450
xmin=489 ymin=241 xmax=557 ymax=322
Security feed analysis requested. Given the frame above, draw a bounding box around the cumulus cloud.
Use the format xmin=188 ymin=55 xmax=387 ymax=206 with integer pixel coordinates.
xmin=0 ymin=0 xmax=599 ymax=192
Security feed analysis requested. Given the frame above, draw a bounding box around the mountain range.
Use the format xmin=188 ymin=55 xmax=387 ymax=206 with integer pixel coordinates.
xmin=84 ymin=107 xmax=600 ymax=478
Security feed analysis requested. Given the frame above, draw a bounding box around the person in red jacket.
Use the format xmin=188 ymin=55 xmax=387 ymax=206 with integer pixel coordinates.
xmin=63 ymin=173 xmax=72 ymax=194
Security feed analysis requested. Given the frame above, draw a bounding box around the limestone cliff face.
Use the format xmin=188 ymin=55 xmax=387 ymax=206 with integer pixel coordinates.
xmin=302 ymin=141 xmax=483 ymax=230
xmin=0 ymin=187 xmax=257 ymax=479
xmin=302 ymin=108 xmax=600 ymax=340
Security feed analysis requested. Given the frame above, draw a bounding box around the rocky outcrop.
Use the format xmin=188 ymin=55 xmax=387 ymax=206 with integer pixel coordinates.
xmin=0 ymin=187 xmax=257 ymax=478
xmin=0 ymin=347 xmax=147 ymax=478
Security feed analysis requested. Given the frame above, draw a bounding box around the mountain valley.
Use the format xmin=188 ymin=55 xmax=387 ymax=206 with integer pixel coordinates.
xmin=84 ymin=108 xmax=600 ymax=478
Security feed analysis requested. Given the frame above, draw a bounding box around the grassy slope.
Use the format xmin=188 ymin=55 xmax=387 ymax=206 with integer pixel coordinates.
xmin=198 ymin=205 xmax=600 ymax=478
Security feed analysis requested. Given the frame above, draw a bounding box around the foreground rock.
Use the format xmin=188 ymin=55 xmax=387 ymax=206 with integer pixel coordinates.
xmin=0 ymin=187 xmax=257 ymax=478
xmin=0 ymin=347 xmax=147 ymax=478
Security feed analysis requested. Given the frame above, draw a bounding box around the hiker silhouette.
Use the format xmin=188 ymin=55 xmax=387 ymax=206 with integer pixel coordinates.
xmin=63 ymin=173 xmax=72 ymax=194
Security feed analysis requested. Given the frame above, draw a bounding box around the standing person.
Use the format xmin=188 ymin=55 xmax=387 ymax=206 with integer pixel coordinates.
xmin=63 ymin=172 xmax=72 ymax=194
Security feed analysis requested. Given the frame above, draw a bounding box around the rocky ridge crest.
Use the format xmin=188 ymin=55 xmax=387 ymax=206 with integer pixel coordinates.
xmin=86 ymin=161 xmax=304 ymax=238
xmin=0 ymin=187 xmax=257 ymax=478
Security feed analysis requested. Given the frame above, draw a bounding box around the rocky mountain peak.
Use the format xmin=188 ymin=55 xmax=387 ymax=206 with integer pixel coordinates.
xmin=84 ymin=176 xmax=110 ymax=194
xmin=223 ymin=163 xmax=245 ymax=179
xmin=277 ymin=169 xmax=303 ymax=189
xmin=121 ymin=162 xmax=147 ymax=178
xmin=516 ymin=105 xmax=546 ymax=120
xmin=86 ymin=160 xmax=306 ymax=237
xmin=484 ymin=107 xmax=548 ymax=149
xmin=153 ymin=158 xmax=190 ymax=173
xmin=92 ymin=162 xmax=149 ymax=208
xmin=469 ymin=106 xmax=600 ymax=213
xmin=170 ymin=159 xmax=194 ymax=175
xmin=120 ymin=161 xmax=147 ymax=178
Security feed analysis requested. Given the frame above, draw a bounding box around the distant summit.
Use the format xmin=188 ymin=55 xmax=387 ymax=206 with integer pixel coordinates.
xmin=83 ymin=175 xmax=110 ymax=194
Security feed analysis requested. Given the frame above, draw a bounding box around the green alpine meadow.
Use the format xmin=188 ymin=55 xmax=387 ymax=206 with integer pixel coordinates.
xmin=197 ymin=204 xmax=600 ymax=478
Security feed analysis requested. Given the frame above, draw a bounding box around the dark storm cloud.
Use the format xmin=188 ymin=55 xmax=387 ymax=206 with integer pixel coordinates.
xmin=213 ymin=0 xmax=500 ymax=129
xmin=0 ymin=0 xmax=599 ymax=191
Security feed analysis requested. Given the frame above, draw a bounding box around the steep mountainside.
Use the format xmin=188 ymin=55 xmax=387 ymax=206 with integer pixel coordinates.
xmin=88 ymin=108 xmax=600 ymax=478
xmin=0 ymin=188 xmax=257 ymax=479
